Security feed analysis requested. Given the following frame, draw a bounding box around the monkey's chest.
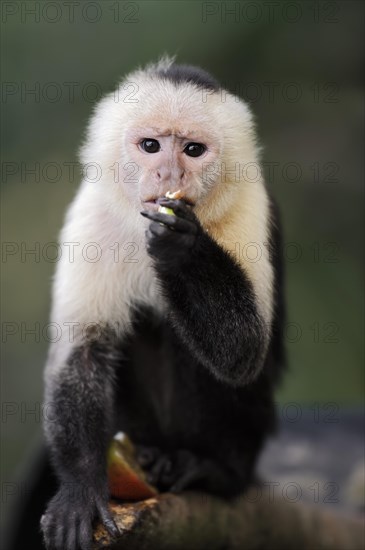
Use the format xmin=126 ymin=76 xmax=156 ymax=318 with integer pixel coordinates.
xmin=113 ymin=307 xmax=253 ymax=454
xmin=113 ymin=310 xmax=210 ymax=448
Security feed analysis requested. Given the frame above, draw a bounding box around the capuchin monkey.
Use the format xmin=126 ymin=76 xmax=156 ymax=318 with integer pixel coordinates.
xmin=40 ymin=57 xmax=285 ymax=550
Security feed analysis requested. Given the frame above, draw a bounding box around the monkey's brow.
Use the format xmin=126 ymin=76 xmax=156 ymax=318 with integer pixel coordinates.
xmin=133 ymin=126 xmax=205 ymax=140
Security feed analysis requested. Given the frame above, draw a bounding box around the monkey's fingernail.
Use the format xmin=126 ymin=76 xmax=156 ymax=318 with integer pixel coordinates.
xmin=140 ymin=211 xmax=149 ymax=217
xmin=104 ymin=519 xmax=120 ymax=538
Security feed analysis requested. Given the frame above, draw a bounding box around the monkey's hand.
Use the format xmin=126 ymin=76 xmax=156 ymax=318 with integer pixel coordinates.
xmin=141 ymin=198 xmax=201 ymax=268
xmin=136 ymin=446 xmax=203 ymax=492
xmin=41 ymin=482 xmax=119 ymax=550
xmin=136 ymin=446 xmax=237 ymax=496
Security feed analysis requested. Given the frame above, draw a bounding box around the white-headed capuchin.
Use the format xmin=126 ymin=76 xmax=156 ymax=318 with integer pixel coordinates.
xmin=40 ymin=57 xmax=285 ymax=550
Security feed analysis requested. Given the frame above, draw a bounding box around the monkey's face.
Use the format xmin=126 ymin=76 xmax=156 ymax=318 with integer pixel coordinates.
xmin=81 ymin=77 xmax=254 ymax=223
xmin=122 ymin=125 xmax=221 ymax=211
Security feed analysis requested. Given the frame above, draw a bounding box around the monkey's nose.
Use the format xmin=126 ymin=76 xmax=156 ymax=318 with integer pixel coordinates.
xmin=156 ymin=167 xmax=171 ymax=181
xmin=156 ymin=167 xmax=184 ymax=182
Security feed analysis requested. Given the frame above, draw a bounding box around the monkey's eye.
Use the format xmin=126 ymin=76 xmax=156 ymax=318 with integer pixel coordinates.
xmin=183 ymin=142 xmax=206 ymax=158
xmin=140 ymin=139 xmax=160 ymax=153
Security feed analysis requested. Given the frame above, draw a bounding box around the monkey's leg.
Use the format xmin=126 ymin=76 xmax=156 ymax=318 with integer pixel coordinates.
xmin=41 ymin=342 xmax=120 ymax=550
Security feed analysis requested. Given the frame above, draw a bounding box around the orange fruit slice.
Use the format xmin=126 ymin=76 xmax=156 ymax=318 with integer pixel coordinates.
xmin=107 ymin=432 xmax=158 ymax=501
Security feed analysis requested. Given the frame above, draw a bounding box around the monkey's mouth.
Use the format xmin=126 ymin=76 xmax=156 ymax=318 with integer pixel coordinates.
xmin=142 ymin=199 xmax=160 ymax=211
xmin=142 ymin=197 xmax=195 ymax=210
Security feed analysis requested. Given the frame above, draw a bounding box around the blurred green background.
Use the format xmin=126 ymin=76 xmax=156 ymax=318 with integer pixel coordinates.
xmin=1 ymin=0 xmax=364 ymax=523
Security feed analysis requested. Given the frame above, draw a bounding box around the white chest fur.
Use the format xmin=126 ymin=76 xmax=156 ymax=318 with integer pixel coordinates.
xmin=50 ymin=182 xmax=163 ymax=350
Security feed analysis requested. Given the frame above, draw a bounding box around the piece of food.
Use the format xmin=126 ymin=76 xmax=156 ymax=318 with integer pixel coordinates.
xmin=158 ymin=189 xmax=183 ymax=215
xmin=165 ymin=190 xmax=183 ymax=199
xmin=158 ymin=206 xmax=175 ymax=215
xmin=107 ymin=432 xmax=158 ymax=500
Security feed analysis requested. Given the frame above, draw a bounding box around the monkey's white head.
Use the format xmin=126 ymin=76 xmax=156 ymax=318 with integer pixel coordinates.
xmin=80 ymin=57 xmax=259 ymax=225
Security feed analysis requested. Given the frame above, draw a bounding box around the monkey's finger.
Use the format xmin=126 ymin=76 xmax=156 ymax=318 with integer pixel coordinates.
xmin=149 ymin=220 xmax=196 ymax=238
xmin=140 ymin=210 xmax=188 ymax=229
xmin=140 ymin=210 xmax=174 ymax=223
xmin=156 ymin=198 xmax=196 ymax=221
xmin=148 ymin=222 xmax=170 ymax=237
xmin=96 ymin=504 xmax=120 ymax=539
xmin=41 ymin=513 xmax=61 ymax=550
xmin=141 ymin=211 xmax=197 ymax=234
xmin=66 ymin=518 xmax=78 ymax=550
xmin=54 ymin=517 xmax=68 ymax=550
xmin=170 ymin=467 xmax=204 ymax=493
xmin=78 ymin=516 xmax=93 ymax=550
xmin=136 ymin=445 xmax=160 ymax=467
xmin=147 ymin=455 xmax=172 ymax=486
xmin=41 ymin=525 xmax=53 ymax=550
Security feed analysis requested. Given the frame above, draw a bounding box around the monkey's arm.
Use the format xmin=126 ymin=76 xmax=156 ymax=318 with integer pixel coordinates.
xmin=142 ymin=199 xmax=270 ymax=386
xmin=41 ymin=341 xmax=120 ymax=549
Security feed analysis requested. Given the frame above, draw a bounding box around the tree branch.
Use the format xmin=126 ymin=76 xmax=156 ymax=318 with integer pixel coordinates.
xmin=93 ymin=488 xmax=364 ymax=550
